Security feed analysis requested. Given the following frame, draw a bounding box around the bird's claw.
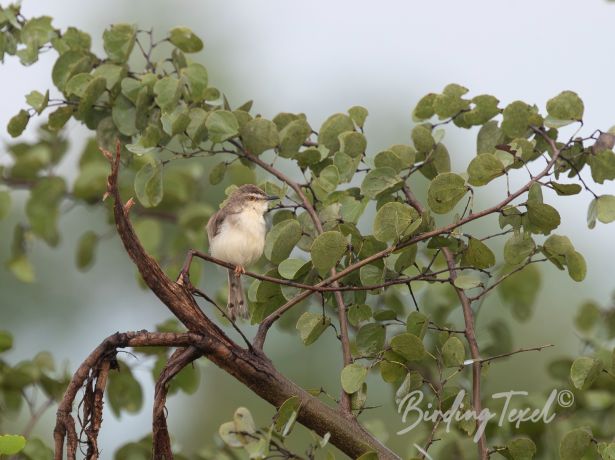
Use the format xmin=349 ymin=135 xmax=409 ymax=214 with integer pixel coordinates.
xmin=234 ymin=265 xmax=245 ymax=276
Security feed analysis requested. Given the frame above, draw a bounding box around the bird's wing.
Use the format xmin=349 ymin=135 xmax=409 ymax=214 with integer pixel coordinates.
xmin=206 ymin=209 xmax=222 ymax=240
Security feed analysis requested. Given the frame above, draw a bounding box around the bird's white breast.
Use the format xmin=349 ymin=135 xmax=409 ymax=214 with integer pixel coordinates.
xmin=209 ymin=207 xmax=267 ymax=267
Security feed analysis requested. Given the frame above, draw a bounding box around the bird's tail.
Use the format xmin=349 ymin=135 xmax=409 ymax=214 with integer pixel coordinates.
xmin=227 ymin=269 xmax=249 ymax=321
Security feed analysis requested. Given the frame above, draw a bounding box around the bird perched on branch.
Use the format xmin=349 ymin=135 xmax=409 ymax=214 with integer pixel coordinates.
xmin=206 ymin=184 xmax=278 ymax=320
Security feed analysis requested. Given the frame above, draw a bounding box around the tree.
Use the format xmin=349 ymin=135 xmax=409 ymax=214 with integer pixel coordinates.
xmin=1 ymin=3 xmax=615 ymax=459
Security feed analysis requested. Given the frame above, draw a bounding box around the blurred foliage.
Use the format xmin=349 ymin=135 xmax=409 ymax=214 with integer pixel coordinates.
xmin=3 ymin=2 xmax=615 ymax=459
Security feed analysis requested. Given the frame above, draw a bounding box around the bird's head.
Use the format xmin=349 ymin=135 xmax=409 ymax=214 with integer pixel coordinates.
xmin=231 ymin=184 xmax=278 ymax=215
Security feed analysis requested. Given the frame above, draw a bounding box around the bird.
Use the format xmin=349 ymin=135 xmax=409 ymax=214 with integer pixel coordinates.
xmin=206 ymin=184 xmax=278 ymax=321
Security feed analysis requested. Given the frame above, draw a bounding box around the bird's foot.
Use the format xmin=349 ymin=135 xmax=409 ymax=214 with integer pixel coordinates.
xmin=234 ymin=265 xmax=246 ymax=276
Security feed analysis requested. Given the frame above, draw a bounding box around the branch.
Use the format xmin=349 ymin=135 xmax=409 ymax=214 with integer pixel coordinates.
xmin=68 ymin=143 xmax=401 ymax=460
xmin=153 ymin=346 xmax=202 ymax=459
xmin=475 ymin=344 xmax=554 ymax=365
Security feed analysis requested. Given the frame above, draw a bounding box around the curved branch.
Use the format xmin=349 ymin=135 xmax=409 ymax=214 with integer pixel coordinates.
xmin=153 ymin=346 xmax=202 ymax=460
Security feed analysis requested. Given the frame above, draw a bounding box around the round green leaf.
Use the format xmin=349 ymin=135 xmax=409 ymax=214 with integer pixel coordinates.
xmin=356 ymin=323 xmax=386 ymax=355
xmin=526 ymin=202 xmax=561 ymax=235
xmin=406 ymin=311 xmax=429 ymax=339
xmin=390 ymin=332 xmax=425 ymax=361
xmin=442 ymin=336 xmax=465 ymax=367
xmin=274 ymin=396 xmax=301 ymax=435
xmin=348 ymin=105 xmax=368 ymax=127
xmin=296 ymin=312 xmax=331 ymax=345
xmin=339 ymin=131 xmax=367 ymax=158
xmin=154 ymin=76 xmax=181 ymax=113
xmin=566 ymin=251 xmax=587 ymax=282
xmin=76 ymin=231 xmax=98 ymax=271
xmin=501 ymin=101 xmax=543 ymax=138
xmin=169 ymin=26 xmax=204 ymax=53
xmin=570 ymin=356 xmax=602 ymax=390
xmin=373 ymin=202 xmax=421 ymax=242
xmin=278 ymin=259 xmax=309 ymax=280
xmin=559 ymin=429 xmax=592 ymax=460
xmin=507 ymin=437 xmax=537 ymax=460
xmin=427 ymin=172 xmax=468 ymax=214
xmin=453 ymin=274 xmax=481 ymax=290
xmin=0 ymin=435 xmax=26 ymax=455
xmin=361 ymin=167 xmax=402 ymax=199
xmin=318 ymin=113 xmax=354 ymax=152
xmin=240 ymin=117 xmax=279 ymax=155
xmin=310 ymin=231 xmax=347 ymax=272
xmin=462 ymin=237 xmax=496 ymax=269
xmin=546 ymin=90 xmax=584 ymax=122
xmin=503 ymin=233 xmax=535 ymax=265
xmin=467 ymin=153 xmax=505 ymax=186
xmin=0 ymin=330 xmax=13 ymax=352
xmin=7 ymin=109 xmax=30 ymax=138
xmin=107 ymin=361 xmax=143 ymax=417
xmin=340 ymin=363 xmax=368 ymax=394
xmin=590 ymin=195 xmax=615 ymax=227
xmin=264 ymin=219 xmax=301 ymax=264
xmin=103 ymin=24 xmax=136 ymax=63
xmin=205 ymin=110 xmax=239 ymax=143
xmin=279 ymin=118 xmax=311 ymax=157
xmin=52 ymin=50 xmax=95 ymax=91
xmin=411 ymin=124 xmax=435 ymax=153
xmin=134 ymin=158 xmax=163 ymax=208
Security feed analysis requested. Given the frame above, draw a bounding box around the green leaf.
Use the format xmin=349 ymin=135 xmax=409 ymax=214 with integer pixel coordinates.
xmin=373 ymin=202 xmax=421 ymax=242
xmin=134 ymin=157 xmax=163 ymax=208
xmin=103 ymin=24 xmax=136 ymax=63
xmin=566 ymin=251 xmax=587 ymax=282
xmin=348 ymin=304 xmax=372 ymax=326
xmin=340 ymin=363 xmax=368 ymax=394
xmin=506 ymin=437 xmax=536 ymax=460
xmin=296 ymin=312 xmax=330 ymax=345
xmin=154 ymin=76 xmax=181 ymax=113
xmin=467 ymin=153 xmax=505 ymax=186
xmin=76 ymin=231 xmax=98 ymax=271
xmin=526 ymin=202 xmax=560 ymax=234
xmin=112 ymin=94 xmax=137 ymax=136
xmin=0 ymin=435 xmax=26 ymax=455
xmin=361 ymin=167 xmax=402 ymax=199
xmin=411 ymin=124 xmax=435 ymax=153
xmin=570 ymin=356 xmax=602 ymax=390
xmin=205 ymin=110 xmax=239 ymax=143
xmin=7 ymin=254 xmax=36 ymax=283
xmin=427 ymin=172 xmax=468 ymax=214
xmin=169 ymin=26 xmax=203 ymax=53
xmin=52 ymin=50 xmax=95 ymax=92
xmin=77 ymin=76 xmax=106 ymax=117
xmin=218 ymin=421 xmax=243 ymax=448
xmin=498 ymin=264 xmax=541 ymax=322
xmin=180 ymin=62 xmax=208 ymax=102
xmin=433 ymin=83 xmax=470 ymax=119
xmin=442 ymin=336 xmax=465 ymax=367
xmin=279 ymin=119 xmax=311 ymax=157
xmin=278 ymin=259 xmax=309 ymax=280
xmin=406 ymin=311 xmax=428 ymax=339
xmin=92 ymin=63 xmax=125 ymax=90
xmin=107 ymin=361 xmax=143 ymax=417
xmin=240 ymin=117 xmax=279 ymax=155
xmin=348 ymin=105 xmax=368 ymax=128
xmin=356 ymin=323 xmax=386 ymax=355
xmin=413 ymin=93 xmax=436 ymax=121
xmin=551 ymin=182 xmax=582 ymax=196
xmin=274 ymin=396 xmax=301 ymax=436
xmin=503 ymin=233 xmax=535 ymax=265
xmin=559 ymin=429 xmax=592 ymax=460
xmin=359 ymin=264 xmax=384 ymax=293
xmin=21 ymin=16 xmax=57 ymax=46
xmin=575 ymin=301 xmax=600 ymax=332
xmin=588 ymin=149 xmax=615 ymax=184
xmin=73 ymin=163 xmax=109 ymax=203
xmin=588 ymin=195 xmax=615 ymax=229
xmin=7 ymin=109 xmax=30 ymax=137
xmin=453 ymin=274 xmax=481 ymax=290
xmin=25 ymin=90 xmax=49 ymax=114
xmin=48 ymin=106 xmax=74 ymax=131
xmin=501 ymin=101 xmax=543 ymax=138
xmin=0 ymin=330 xmax=13 ymax=352
xmin=339 ymin=131 xmax=367 ymax=157
xmin=390 ymin=332 xmax=425 ymax=361
xmin=26 ymin=177 xmax=66 ymax=246
xmin=546 ymin=90 xmax=584 ymax=122
xmin=318 ymin=113 xmax=354 ymax=152
xmin=264 ymin=219 xmax=302 ymax=264
xmin=461 ymin=237 xmax=496 ymax=269
xmin=310 ymin=231 xmax=347 ymax=272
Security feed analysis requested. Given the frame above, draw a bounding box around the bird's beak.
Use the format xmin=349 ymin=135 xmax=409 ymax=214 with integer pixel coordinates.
xmin=266 ymin=195 xmax=279 ymax=201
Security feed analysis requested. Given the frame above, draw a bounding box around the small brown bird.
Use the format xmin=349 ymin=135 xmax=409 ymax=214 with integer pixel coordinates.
xmin=206 ymin=184 xmax=278 ymax=320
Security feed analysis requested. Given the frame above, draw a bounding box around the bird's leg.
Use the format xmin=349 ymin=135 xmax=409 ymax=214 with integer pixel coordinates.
xmin=233 ymin=265 xmax=245 ymax=276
